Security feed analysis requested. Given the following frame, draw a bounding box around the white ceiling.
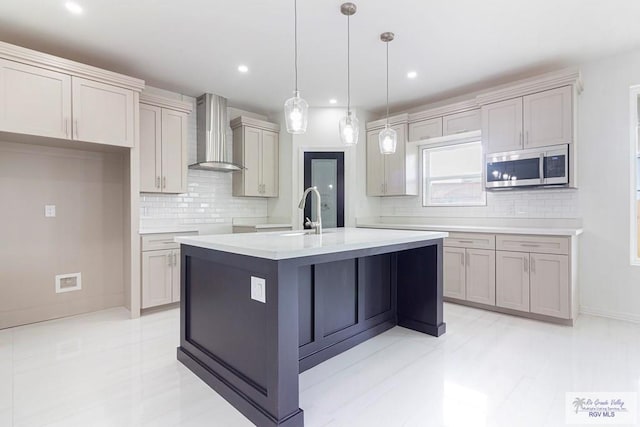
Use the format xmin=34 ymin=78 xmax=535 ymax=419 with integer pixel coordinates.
xmin=1 ymin=1 xmax=640 ymax=115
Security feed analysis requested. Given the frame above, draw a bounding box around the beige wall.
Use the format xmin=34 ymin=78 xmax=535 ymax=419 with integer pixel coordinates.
xmin=0 ymin=140 xmax=125 ymax=329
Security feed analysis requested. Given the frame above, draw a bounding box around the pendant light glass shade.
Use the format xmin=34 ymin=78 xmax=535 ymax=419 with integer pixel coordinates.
xmin=378 ymin=124 xmax=397 ymax=154
xmin=339 ymin=111 xmax=359 ymax=146
xmin=285 ymin=90 xmax=308 ymax=134
xmin=379 ymin=31 xmax=396 ymax=154
xmin=339 ymin=3 xmax=358 ymax=146
xmin=284 ymin=0 xmax=308 ymax=134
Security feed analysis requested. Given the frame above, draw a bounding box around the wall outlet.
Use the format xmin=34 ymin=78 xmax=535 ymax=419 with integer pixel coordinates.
xmin=55 ymin=273 xmax=82 ymax=293
xmin=45 ymin=205 xmax=56 ymax=217
xmin=250 ymin=276 xmax=266 ymax=303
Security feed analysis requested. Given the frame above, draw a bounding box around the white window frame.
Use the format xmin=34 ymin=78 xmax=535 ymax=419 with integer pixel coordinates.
xmin=629 ymin=86 xmax=640 ymax=266
xmin=421 ymin=133 xmax=486 ymax=207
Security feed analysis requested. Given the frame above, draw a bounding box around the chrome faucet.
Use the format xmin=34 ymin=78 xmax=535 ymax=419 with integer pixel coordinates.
xmin=298 ymin=186 xmax=322 ymax=235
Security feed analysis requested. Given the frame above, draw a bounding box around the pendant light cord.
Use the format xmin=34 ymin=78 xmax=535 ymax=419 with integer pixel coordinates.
xmin=294 ymin=0 xmax=299 ymax=93
xmin=347 ymin=14 xmax=351 ymax=115
xmin=385 ymin=40 xmax=389 ymax=126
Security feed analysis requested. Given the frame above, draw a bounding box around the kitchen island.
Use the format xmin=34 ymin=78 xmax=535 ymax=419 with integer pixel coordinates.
xmin=175 ymin=228 xmax=447 ymax=427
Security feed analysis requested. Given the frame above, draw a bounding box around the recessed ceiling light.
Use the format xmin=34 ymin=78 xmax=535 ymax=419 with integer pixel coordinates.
xmin=407 ymin=71 xmax=418 ymax=79
xmin=237 ymin=65 xmax=249 ymax=73
xmin=65 ymin=1 xmax=83 ymax=14
xmin=329 ymin=99 xmax=337 ymax=104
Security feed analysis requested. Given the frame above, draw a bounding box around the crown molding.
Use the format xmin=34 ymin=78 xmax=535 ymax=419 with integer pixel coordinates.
xmin=366 ymin=113 xmax=409 ymax=131
xmin=140 ymin=93 xmax=193 ymax=113
xmin=0 ymin=40 xmax=145 ymax=92
xmin=475 ymin=67 xmax=582 ymax=106
xmin=230 ymin=116 xmax=280 ymax=132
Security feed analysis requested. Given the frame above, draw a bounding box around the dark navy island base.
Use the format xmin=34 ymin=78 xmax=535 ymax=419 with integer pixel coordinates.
xmin=177 ymin=238 xmax=446 ymax=427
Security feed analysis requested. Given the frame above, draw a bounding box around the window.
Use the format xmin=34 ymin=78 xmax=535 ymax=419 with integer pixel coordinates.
xmin=630 ymin=87 xmax=640 ymax=264
xmin=422 ymin=141 xmax=486 ymax=206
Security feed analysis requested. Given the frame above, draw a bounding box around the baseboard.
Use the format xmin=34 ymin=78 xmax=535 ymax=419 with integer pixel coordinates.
xmin=579 ymin=306 xmax=640 ymax=324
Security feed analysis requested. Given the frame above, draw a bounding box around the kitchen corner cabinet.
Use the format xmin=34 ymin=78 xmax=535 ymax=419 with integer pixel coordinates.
xmin=366 ymin=123 xmax=418 ymax=196
xmin=0 ymin=57 xmax=140 ymax=148
xmin=443 ymin=233 xmax=496 ymax=306
xmin=482 ymin=86 xmax=573 ymax=154
xmin=139 ymin=95 xmax=191 ymax=193
xmin=231 ymin=116 xmax=279 ymax=197
xmin=141 ymin=231 xmax=196 ymax=309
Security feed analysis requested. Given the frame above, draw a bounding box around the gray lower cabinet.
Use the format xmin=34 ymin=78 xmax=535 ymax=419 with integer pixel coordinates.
xmin=444 ymin=232 xmax=574 ymax=322
xmin=443 ymin=233 xmax=496 ymax=306
xmin=141 ymin=231 xmax=196 ymax=309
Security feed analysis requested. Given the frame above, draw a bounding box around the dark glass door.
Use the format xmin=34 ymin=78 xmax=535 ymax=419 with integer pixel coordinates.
xmin=303 ymin=152 xmax=345 ymax=228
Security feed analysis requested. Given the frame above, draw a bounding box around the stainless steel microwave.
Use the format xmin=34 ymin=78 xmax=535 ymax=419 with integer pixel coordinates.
xmin=485 ymin=144 xmax=569 ymax=189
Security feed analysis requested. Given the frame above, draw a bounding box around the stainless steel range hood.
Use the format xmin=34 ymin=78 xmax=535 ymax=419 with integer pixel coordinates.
xmin=190 ymin=93 xmax=243 ymax=172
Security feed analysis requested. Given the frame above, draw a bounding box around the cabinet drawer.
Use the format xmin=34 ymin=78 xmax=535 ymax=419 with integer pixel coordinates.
xmin=443 ymin=109 xmax=480 ymax=135
xmin=408 ymin=117 xmax=442 ymax=142
xmin=141 ymin=231 xmax=197 ymax=251
xmin=496 ymin=234 xmax=569 ymax=255
xmin=444 ymin=232 xmax=495 ymax=250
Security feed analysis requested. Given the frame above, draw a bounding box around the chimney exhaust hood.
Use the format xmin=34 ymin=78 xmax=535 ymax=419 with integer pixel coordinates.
xmin=190 ymin=93 xmax=243 ymax=172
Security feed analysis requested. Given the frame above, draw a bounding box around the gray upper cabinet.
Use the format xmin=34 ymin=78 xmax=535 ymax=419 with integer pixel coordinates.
xmin=366 ymin=121 xmax=418 ymax=197
xmin=482 ymin=97 xmax=524 ymax=154
xmin=231 ymin=116 xmax=280 ymax=198
xmin=483 ymin=86 xmax=573 ymax=154
xmin=139 ymin=94 xmax=192 ymax=194
xmin=0 ymin=59 xmax=72 ymax=139
xmin=408 ymin=117 xmax=442 ymax=142
xmin=443 ymin=109 xmax=481 ymax=136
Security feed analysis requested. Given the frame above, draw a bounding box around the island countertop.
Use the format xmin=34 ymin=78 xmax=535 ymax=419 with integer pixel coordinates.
xmin=175 ymin=227 xmax=448 ymax=260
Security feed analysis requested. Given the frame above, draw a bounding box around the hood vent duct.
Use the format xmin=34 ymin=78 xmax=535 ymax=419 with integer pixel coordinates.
xmin=190 ymin=93 xmax=243 ymax=172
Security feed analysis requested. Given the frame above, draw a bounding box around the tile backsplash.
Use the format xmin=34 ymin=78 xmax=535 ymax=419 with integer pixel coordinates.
xmin=139 ymin=92 xmax=268 ymax=230
xmin=379 ymin=188 xmax=580 ymax=219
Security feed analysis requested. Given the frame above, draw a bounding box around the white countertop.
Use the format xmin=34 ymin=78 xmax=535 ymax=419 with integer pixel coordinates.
xmin=357 ymin=222 xmax=583 ymax=236
xmin=175 ymin=227 xmax=448 ymax=260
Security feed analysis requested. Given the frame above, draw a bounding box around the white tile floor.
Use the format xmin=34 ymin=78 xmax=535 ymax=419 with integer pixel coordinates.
xmin=1 ymin=304 xmax=639 ymax=427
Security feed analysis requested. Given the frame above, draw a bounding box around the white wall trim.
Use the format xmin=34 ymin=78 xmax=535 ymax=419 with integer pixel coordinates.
xmin=629 ymin=85 xmax=640 ymax=265
xmin=140 ymin=92 xmax=193 ymax=113
xmin=580 ymin=306 xmax=640 ymax=324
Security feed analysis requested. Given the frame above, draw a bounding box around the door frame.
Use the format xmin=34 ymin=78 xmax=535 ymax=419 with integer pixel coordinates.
xmin=303 ymin=151 xmax=345 ymax=228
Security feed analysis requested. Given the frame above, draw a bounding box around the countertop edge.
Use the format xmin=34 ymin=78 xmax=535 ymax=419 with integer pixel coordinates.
xmin=356 ymin=222 xmax=584 ymax=236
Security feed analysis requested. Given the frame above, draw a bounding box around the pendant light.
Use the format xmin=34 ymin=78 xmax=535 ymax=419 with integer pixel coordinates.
xmin=338 ymin=2 xmax=359 ymax=146
xmin=378 ymin=32 xmax=397 ymax=154
xmin=284 ymin=0 xmax=308 ymax=134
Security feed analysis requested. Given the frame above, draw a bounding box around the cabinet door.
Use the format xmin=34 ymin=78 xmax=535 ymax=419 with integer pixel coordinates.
xmin=366 ymin=130 xmax=385 ymax=196
xmin=171 ymin=250 xmax=181 ymax=303
xmin=466 ymin=249 xmax=496 ymax=306
xmin=0 ymin=59 xmax=71 ymax=139
xmin=71 ymin=77 xmax=134 ymax=147
xmin=523 ymin=86 xmax=573 ymax=149
xmin=443 ymin=109 xmax=481 ymax=136
xmin=261 ymin=130 xmax=279 ymax=197
xmin=141 ymin=249 xmax=173 ymax=308
xmin=408 ymin=117 xmax=442 ymax=141
xmin=385 ymin=124 xmax=407 ymax=195
xmin=161 ymin=108 xmax=188 ymax=193
xmin=482 ymin=98 xmax=523 ymax=154
xmin=243 ymin=127 xmax=262 ymax=196
xmin=530 ymin=253 xmax=569 ymax=318
xmin=496 ymin=251 xmax=530 ymax=312
xmin=139 ymin=104 xmax=162 ymax=192
xmin=443 ymin=247 xmax=466 ymax=299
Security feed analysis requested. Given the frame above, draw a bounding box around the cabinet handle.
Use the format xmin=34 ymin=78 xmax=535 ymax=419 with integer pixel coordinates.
xmin=531 ymin=257 xmax=535 ymax=273
xmin=466 ymin=252 xmax=470 ymax=266
xmin=420 ymin=135 xmax=431 ymax=140
xmin=521 ymin=243 xmax=540 ymax=247
xmin=519 ymin=131 xmax=523 ymax=146
xmin=460 ymin=253 xmax=464 ymax=266
xmin=156 ymin=176 xmax=160 ymax=188
xmin=524 ymin=257 xmax=528 ymax=273
xmin=525 ymin=131 xmax=529 ymax=145
xmin=454 ymin=129 xmax=469 ymax=134
xmin=173 ymin=252 xmax=178 ymax=266
xmin=162 ymin=176 xmax=166 ymax=189
xmin=457 ymin=240 xmax=474 ymax=244
xmin=74 ymin=120 xmax=78 ymax=138
xmin=167 ymin=254 xmax=172 ymax=267
xmin=64 ymin=118 xmax=69 ymax=138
